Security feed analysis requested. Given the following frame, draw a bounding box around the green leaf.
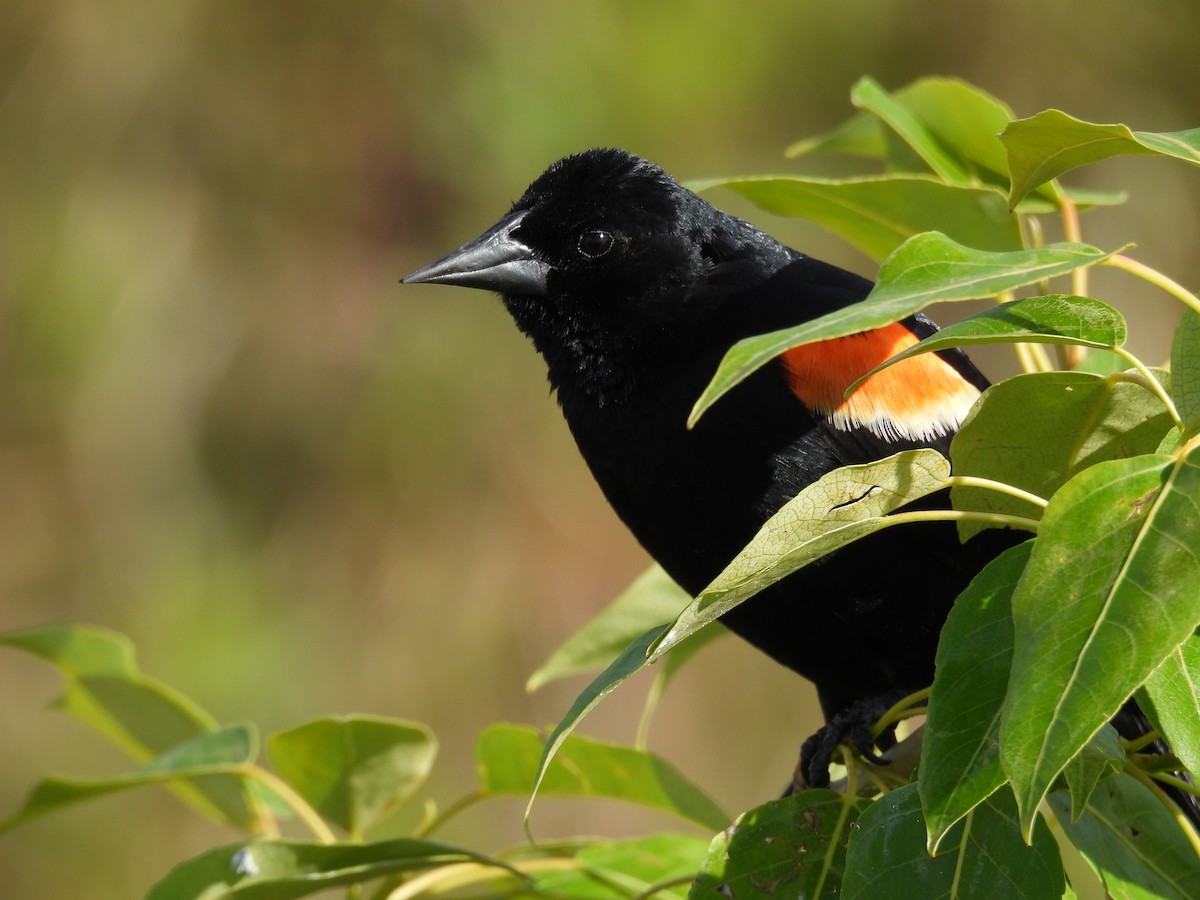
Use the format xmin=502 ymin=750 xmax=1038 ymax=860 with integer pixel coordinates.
xmin=1002 ymin=110 xmax=1200 ymax=207
xmin=0 ymin=624 xmax=262 ymax=830
xmin=709 ymin=175 xmax=1021 ymax=263
xmin=0 ymin=623 xmax=137 ymax=677
xmin=690 ymin=791 xmax=871 ymax=900
xmin=527 ymin=564 xmax=693 ymax=692
xmin=690 ymin=235 xmax=1116 ymax=426
xmin=920 ymin=541 xmax=1031 ymax=850
xmin=266 ymin=717 xmax=437 ymax=835
xmin=1060 ymin=725 xmax=1125 ymax=823
xmin=1 ymin=724 xmax=256 ymax=833
xmin=477 ymin=724 xmax=727 ymax=832
xmin=1001 ymin=446 xmax=1200 ymax=836
xmin=1171 ymin=309 xmax=1200 ymax=431
xmin=786 ymin=110 xmax=890 ymax=160
xmin=950 ymin=371 xmax=1173 ymax=539
xmin=789 ymin=76 xmax=1015 ymax=177
xmin=1049 ymin=774 xmax=1200 ymax=900
xmin=525 ymin=626 xmax=665 ymax=826
xmin=850 ymin=76 xmax=970 ymax=184
xmin=787 ymin=77 xmax=1126 ymax=213
xmin=891 ymin=77 xmax=1018 ymax=183
xmin=1139 ymin=634 xmax=1200 ymax=777
xmin=850 ymin=295 xmax=1128 ymax=394
xmin=532 ymin=834 xmax=706 ymax=899
xmin=648 ymin=450 xmax=952 ymax=661
xmin=843 ymin=785 xmax=1064 ymax=900
xmin=146 ymin=837 xmax=506 ymax=900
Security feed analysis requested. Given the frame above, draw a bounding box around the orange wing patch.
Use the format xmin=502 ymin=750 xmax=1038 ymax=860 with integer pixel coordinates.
xmin=780 ymin=323 xmax=980 ymax=441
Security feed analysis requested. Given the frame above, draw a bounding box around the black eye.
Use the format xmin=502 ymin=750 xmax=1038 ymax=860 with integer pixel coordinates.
xmin=577 ymin=229 xmax=614 ymax=259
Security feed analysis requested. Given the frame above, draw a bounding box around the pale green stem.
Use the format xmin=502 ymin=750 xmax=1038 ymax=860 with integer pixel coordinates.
xmin=1150 ymin=771 xmax=1200 ymax=800
xmin=1121 ymin=729 xmax=1163 ymax=753
xmin=1129 ymin=766 xmax=1200 ymax=859
xmin=1110 ymin=346 xmax=1185 ymax=430
xmin=239 ymin=764 xmax=338 ymax=844
xmin=635 ymin=671 xmax=666 ymax=750
xmin=872 ymin=686 xmax=931 ymax=738
xmin=1014 ymin=340 xmax=1054 ymax=374
xmin=943 ymin=475 xmax=1049 ymax=509
xmin=1056 ymin=195 xmax=1086 ymax=366
xmin=384 ymin=859 xmax=560 ymax=900
xmin=1104 ymin=254 xmax=1200 ymax=316
xmin=411 ymin=788 xmax=486 ymax=840
xmin=628 ymin=875 xmax=701 ymax=900
xmin=881 ymin=509 xmax=1041 ymax=533
xmin=1061 ymin=196 xmax=1088 ymax=299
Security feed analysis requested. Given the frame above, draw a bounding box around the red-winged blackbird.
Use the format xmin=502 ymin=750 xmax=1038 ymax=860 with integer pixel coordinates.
xmin=403 ymin=148 xmax=1192 ymax=808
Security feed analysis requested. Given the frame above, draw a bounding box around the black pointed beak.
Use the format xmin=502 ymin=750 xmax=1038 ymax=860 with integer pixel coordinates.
xmin=401 ymin=209 xmax=549 ymax=296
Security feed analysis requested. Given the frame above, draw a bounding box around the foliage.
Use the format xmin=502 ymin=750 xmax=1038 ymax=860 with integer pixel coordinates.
xmin=5 ymin=77 xmax=1200 ymax=898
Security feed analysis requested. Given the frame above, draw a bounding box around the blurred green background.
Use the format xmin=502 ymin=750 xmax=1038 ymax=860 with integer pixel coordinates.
xmin=2 ymin=2 xmax=1198 ymax=896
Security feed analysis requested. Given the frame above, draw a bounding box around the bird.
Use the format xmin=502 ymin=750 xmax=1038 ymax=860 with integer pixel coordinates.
xmin=402 ymin=148 xmax=1196 ymax=814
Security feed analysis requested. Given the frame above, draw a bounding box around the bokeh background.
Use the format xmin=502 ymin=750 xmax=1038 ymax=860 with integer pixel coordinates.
xmin=2 ymin=2 xmax=1198 ymax=896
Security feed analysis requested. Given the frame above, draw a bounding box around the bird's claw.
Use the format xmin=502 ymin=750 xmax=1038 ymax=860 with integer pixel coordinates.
xmin=793 ymin=690 xmax=912 ymax=790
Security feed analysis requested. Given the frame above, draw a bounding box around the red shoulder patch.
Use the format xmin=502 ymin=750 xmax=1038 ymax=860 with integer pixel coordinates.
xmin=780 ymin=323 xmax=980 ymax=441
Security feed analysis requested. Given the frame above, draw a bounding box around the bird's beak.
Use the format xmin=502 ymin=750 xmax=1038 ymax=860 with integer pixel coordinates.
xmin=401 ymin=209 xmax=549 ymax=296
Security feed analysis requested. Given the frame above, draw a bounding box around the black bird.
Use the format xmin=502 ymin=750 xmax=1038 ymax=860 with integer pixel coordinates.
xmin=401 ymin=148 xmax=1188 ymax=803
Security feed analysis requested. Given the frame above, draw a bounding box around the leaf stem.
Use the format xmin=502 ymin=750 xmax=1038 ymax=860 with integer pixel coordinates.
xmin=383 ymin=859 xmax=555 ymax=900
xmin=872 ymin=687 xmax=931 ymax=738
xmin=635 ymin=671 xmax=665 ymax=751
xmin=411 ymin=788 xmax=486 ymax=840
xmin=1103 ymin=254 xmax=1200 ymax=316
xmin=1061 ymin=197 xmax=1088 ymax=298
xmin=238 ymin=764 xmax=338 ymax=844
xmin=1120 ymin=729 xmax=1163 ymax=754
xmin=628 ymin=874 xmax=700 ymax=900
xmin=881 ymin=509 xmax=1042 ymax=534
xmin=943 ymin=476 xmax=1049 ymax=509
xmin=1110 ymin=347 xmax=1185 ymax=430
xmin=1128 ymin=765 xmax=1200 ymax=858
xmin=1056 ymin=193 xmax=1086 ymax=368
xmin=1014 ymin=341 xmax=1054 ymax=374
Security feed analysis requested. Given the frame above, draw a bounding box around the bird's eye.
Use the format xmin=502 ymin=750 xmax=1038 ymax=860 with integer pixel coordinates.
xmin=577 ymin=230 xmax=614 ymax=260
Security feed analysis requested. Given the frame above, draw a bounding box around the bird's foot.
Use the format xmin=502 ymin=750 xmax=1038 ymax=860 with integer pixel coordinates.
xmin=793 ymin=689 xmax=915 ymax=791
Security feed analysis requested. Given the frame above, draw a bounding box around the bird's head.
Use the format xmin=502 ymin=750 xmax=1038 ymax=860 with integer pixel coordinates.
xmin=403 ymin=148 xmax=796 ymax=401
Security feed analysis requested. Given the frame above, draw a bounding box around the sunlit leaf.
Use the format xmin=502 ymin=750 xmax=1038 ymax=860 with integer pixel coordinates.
xmin=0 ymin=624 xmax=137 ymax=677
xmin=850 ymin=295 xmax=1127 ymax=394
xmin=1139 ymin=635 xmax=1200 ymax=777
xmin=788 ymin=78 xmax=1125 ymax=209
xmin=850 ymin=76 xmax=969 ymax=184
xmin=648 ymin=450 xmax=952 ymax=661
xmin=1049 ymin=774 xmax=1200 ymax=900
xmin=146 ymin=837 xmax=506 ymax=900
xmin=532 ymin=834 xmax=705 ymax=899
xmin=710 ymin=175 xmax=1021 ymax=262
xmin=843 ymin=785 xmax=1063 ymax=900
xmin=690 ymin=235 xmax=1115 ymax=426
xmin=1 ymin=725 xmax=255 ymax=833
xmin=1060 ymin=725 xmax=1125 ymax=823
xmin=691 ymin=791 xmax=870 ymax=900
xmin=1001 ymin=446 xmax=1200 ymax=836
xmin=786 ymin=110 xmax=890 ymax=160
xmin=527 ymin=564 xmax=692 ymax=692
xmin=267 ymin=717 xmax=437 ymax=835
xmin=525 ymin=626 xmax=664 ymax=826
xmin=1003 ymin=110 xmax=1200 ymax=207
xmin=0 ymin=624 xmax=261 ymax=830
xmin=950 ymin=371 xmax=1173 ymax=539
xmin=478 ymin=724 xmax=727 ymax=832
xmin=920 ymin=541 xmax=1031 ymax=849
xmin=1171 ymin=309 xmax=1200 ymax=431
